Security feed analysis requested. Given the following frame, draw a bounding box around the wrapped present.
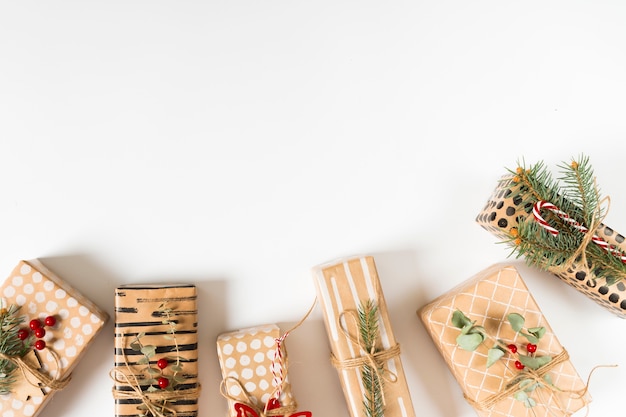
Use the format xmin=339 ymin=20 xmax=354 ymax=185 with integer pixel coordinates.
xmin=312 ymin=255 xmax=415 ymax=417
xmin=113 ymin=284 xmax=199 ymax=417
xmin=476 ymin=156 xmax=626 ymax=318
xmin=419 ymin=264 xmax=590 ymax=417
xmin=0 ymin=259 xmax=108 ymax=417
xmin=217 ymin=324 xmax=311 ymax=417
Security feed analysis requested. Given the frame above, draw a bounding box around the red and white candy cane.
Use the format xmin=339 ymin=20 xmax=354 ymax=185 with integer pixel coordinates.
xmin=532 ymin=200 xmax=626 ymax=263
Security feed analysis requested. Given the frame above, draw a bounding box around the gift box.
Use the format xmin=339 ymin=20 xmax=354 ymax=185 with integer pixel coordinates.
xmin=312 ymin=255 xmax=416 ymax=417
xmin=419 ymin=264 xmax=590 ymax=417
xmin=217 ymin=324 xmax=298 ymax=416
xmin=0 ymin=259 xmax=108 ymax=417
xmin=113 ymin=284 xmax=199 ymax=417
xmin=476 ymin=173 xmax=626 ymax=318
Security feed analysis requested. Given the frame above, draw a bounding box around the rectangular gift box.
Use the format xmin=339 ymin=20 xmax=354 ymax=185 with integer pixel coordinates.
xmin=312 ymin=255 xmax=416 ymax=417
xmin=419 ymin=264 xmax=590 ymax=417
xmin=476 ymin=175 xmax=626 ymax=318
xmin=0 ymin=259 xmax=108 ymax=417
xmin=113 ymin=284 xmax=199 ymax=417
xmin=217 ymin=324 xmax=295 ymax=416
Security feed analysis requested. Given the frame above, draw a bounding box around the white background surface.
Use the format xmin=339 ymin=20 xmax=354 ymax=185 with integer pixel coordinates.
xmin=1 ymin=2 xmax=626 ymax=416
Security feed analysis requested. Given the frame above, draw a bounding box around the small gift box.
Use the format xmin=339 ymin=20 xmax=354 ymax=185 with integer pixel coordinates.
xmin=476 ymin=156 xmax=626 ymax=318
xmin=419 ymin=264 xmax=590 ymax=417
xmin=312 ymin=255 xmax=416 ymax=417
xmin=217 ymin=324 xmax=312 ymax=417
xmin=113 ymin=284 xmax=199 ymax=417
xmin=0 ymin=259 xmax=108 ymax=417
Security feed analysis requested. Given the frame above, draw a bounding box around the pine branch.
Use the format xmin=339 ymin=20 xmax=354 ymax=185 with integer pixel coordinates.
xmin=358 ymin=300 xmax=384 ymax=417
xmin=0 ymin=305 xmax=30 ymax=394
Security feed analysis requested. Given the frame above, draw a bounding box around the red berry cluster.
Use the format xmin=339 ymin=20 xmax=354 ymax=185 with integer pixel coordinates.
xmin=156 ymin=358 xmax=169 ymax=389
xmin=507 ymin=342 xmax=538 ymax=371
xmin=17 ymin=316 xmax=57 ymax=351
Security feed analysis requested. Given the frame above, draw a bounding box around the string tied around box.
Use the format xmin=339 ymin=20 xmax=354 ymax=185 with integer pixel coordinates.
xmin=331 ymin=300 xmax=400 ymax=410
xmin=464 ymin=349 xmax=616 ymax=417
xmin=220 ymin=300 xmax=316 ymax=417
xmin=0 ymin=349 xmax=71 ymax=392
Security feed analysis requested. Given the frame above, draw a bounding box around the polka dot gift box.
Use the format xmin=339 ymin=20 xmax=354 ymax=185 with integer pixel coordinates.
xmin=419 ymin=264 xmax=589 ymax=417
xmin=0 ymin=259 xmax=108 ymax=417
xmin=476 ymin=169 xmax=626 ymax=318
xmin=312 ymin=256 xmax=416 ymax=417
xmin=217 ymin=324 xmax=301 ymax=417
xmin=113 ymin=284 xmax=199 ymax=417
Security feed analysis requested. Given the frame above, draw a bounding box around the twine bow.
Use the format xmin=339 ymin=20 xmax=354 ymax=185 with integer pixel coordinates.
xmin=0 ymin=349 xmax=71 ymax=392
xmin=330 ymin=309 xmax=400 ymax=406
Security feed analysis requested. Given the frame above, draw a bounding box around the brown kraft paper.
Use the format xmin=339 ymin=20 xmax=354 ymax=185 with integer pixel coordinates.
xmin=476 ymin=175 xmax=626 ymax=318
xmin=419 ymin=264 xmax=589 ymax=417
xmin=113 ymin=284 xmax=199 ymax=417
xmin=217 ymin=324 xmax=295 ymax=416
xmin=0 ymin=259 xmax=108 ymax=417
xmin=312 ymin=255 xmax=416 ymax=417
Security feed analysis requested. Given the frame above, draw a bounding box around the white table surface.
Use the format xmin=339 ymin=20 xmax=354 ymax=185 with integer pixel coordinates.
xmin=1 ymin=2 xmax=625 ymax=416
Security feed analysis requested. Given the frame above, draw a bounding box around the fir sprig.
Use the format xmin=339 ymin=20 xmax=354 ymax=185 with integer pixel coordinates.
xmin=0 ymin=305 xmax=31 ymax=394
xmin=505 ymin=155 xmax=626 ymax=285
xmin=358 ymin=300 xmax=384 ymax=417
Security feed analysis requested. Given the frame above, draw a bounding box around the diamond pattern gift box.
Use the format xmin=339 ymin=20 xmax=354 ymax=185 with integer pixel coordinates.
xmin=312 ymin=255 xmax=416 ymax=417
xmin=217 ymin=324 xmax=299 ymax=417
xmin=419 ymin=264 xmax=590 ymax=417
xmin=476 ymin=174 xmax=626 ymax=318
xmin=113 ymin=284 xmax=199 ymax=417
xmin=0 ymin=259 xmax=108 ymax=417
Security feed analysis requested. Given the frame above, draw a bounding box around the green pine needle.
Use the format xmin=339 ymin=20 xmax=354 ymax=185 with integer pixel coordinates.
xmin=0 ymin=305 xmax=30 ymax=395
xmin=357 ymin=300 xmax=384 ymax=417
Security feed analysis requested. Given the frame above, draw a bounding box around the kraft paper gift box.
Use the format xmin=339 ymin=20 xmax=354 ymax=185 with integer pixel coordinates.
xmin=0 ymin=259 xmax=108 ymax=417
xmin=312 ymin=255 xmax=416 ymax=417
xmin=217 ymin=324 xmax=298 ymax=417
xmin=113 ymin=284 xmax=199 ymax=417
xmin=476 ymin=174 xmax=626 ymax=318
xmin=419 ymin=264 xmax=590 ymax=417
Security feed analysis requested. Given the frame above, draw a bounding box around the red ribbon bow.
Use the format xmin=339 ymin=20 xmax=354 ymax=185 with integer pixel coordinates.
xmin=234 ymin=399 xmax=312 ymax=417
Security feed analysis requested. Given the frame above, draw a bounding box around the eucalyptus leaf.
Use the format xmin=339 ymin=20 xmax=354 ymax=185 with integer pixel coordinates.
xmin=141 ymin=345 xmax=157 ymax=357
xmin=513 ymin=391 xmax=529 ymax=402
xmin=137 ymin=357 xmax=149 ymax=365
xmin=147 ymin=367 xmax=160 ymax=375
xmin=518 ymin=354 xmax=552 ymax=370
xmin=520 ymin=332 xmax=539 ymax=344
xmin=543 ymin=374 xmax=554 ymax=386
xmin=129 ymin=342 xmax=141 ymax=351
xmin=171 ymin=365 xmax=183 ymax=373
xmin=456 ymin=333 xmax=484 ymax=351
xmin=528 ymin=327 xmax=546 ymax=340
xmin=146 ymin=385 xmax=158 ymax=392
xmin=486 ymin=347 xmax=505 ymax=368
xmin=451 ymin=310 xmax=472 ymax=329
xmin=137 ymin=332 xmax=145 ymax=339
xmin=507 ymin=313 xmax=525 ymax=332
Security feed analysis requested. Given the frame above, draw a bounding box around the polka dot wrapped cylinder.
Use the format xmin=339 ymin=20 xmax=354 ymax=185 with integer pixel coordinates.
xmin=476 ymin=175 xmax=626 ymax=318
xmin=0 ymin=259 xmax=108 ymax=417
xmin=216 ymin=324 xmax=295 ymax=417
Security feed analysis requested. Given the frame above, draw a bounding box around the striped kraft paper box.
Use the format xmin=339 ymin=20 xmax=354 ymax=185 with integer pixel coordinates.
xmin=113 ymin=284 xmax=199 ymax=417
xmin=0 ymin=259 xmax=108 ymax=417
xmin=419 ymin=264 xmax=589 ymax=417
xmin=312 ymin=255 xmax=416 ymax=417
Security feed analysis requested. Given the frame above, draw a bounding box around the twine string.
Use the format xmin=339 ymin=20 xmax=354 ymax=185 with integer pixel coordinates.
xmin=110 ymin=336 xmax=200 ymax=417
xmin=0 ymin=349 xmax=71 ymax=392
xmin=330 ymin=310 xmax=400 ymax=406
xmin=220 ymin=376 xmax=298 ymax=417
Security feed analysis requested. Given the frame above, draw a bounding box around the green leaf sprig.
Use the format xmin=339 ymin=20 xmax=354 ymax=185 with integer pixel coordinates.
xmin=0 ymin=304 xmax=32 ymax=394
xmin=451 ymin=310 xmax=553 ymax=409
xmin=505 ymin=155 xmax=626 ymax=286
xmin=358 ymin=300 xmax=384 ymax=417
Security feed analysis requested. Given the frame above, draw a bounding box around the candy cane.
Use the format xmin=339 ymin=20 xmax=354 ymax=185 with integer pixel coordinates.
xmin=532 ymin=200 xmax=626 ymax=263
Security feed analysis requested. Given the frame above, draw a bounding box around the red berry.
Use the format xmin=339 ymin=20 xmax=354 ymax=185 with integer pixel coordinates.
xmin=44 ymin=316 xmax=56 ymax=327
xmin=34 ymin=340 xmax=46 ymax=350
xmin=526 ymin=343 xmax=537 ymax=353
xmin=34 ymin=327 xmax=46 ymax=338
xmin=157 ymin=377 xmax=169 ymax=389
xmin=507 ymin=344 xmax=517 ymax=353
xmin=17 ymin=329 xmax=29 ymax=341
xmin=157 ymin=358 xmax=168 ymax=369
xmin=29 ymin=319 xmax=42 ymax=330
xmin=514 ymin=360 xmax=524 ymax=370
